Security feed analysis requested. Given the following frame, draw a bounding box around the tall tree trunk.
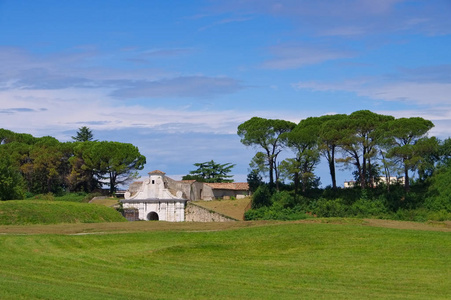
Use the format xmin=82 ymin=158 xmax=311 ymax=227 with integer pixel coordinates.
xmin=329 ymin=148 xmax=337 ymax=190
xmin=293 ymin=172 xmax=299 ymax=200
xmin=380 ymin=151 xmax=390 ymax=192
xmin=361 ymin=148 xmax=367 ymax=189
xmin=404 ymin=167 xmax=410 ymax=192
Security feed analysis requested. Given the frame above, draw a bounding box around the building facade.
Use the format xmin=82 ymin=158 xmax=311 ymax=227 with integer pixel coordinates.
xmin=121 ymin=170 xmax=187 ymax=222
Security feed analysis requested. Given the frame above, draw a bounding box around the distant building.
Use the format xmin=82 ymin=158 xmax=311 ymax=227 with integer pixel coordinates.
xmin=344 ymin=176 xmax=405 ymax=188
xmin=378 ymin=176 xmax=405 ymax=185
xmin=121 ymin=170 xmax=250 ymax=221
xmin=121 ymin=170 xmax=187 ymax=222
xmin=344 ymin=180 xmax=356 ymax=188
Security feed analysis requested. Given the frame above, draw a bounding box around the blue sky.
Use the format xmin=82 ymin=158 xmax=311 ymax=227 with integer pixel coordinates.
xmin=1 ymin=0 xmax=450 ymax=186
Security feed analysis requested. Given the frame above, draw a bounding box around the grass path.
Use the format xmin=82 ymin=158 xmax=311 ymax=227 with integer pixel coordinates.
xmin=0 ymin=218 xmax=449 ymax=235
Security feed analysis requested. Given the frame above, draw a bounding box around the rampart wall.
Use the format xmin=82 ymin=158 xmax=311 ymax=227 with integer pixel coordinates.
xmin=185 ymin=202 xmax=237 ymax=222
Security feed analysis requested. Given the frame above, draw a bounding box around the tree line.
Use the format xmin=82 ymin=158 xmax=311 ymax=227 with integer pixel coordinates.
xmin=238 ymin=110 xmax=447 ymax=192
xmin=0 ymin=127 xmax=145 ymax=200
xmin=238 ymin=110 xmax=451 ymax=219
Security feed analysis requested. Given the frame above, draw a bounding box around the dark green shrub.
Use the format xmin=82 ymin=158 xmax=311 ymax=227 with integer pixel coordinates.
xmin=271 ymin=191 xmax=294 ymax=209
xmin=311 ymin=198 xmax=349 ymax=217
xmin=393 ymin=208 xmax=428 ymax=222
xmin=350 ymin=198 xmax=387 ymax=217
xmin=424 ymin=196 xmax=451 ymax=212
xmin=244 ymin=206 xmax=308 ymax=221
xmin=426 ymin=209 xmax=451 ymax=221
xmin=251 ymin=185 xmax=272 ymax=209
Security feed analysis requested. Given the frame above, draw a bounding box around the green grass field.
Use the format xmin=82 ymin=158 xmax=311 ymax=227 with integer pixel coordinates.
xmin=0 ymin=221 xmax=449 ymax=299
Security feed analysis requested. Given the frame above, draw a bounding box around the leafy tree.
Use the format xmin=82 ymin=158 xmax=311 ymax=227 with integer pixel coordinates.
xmin=1 ymin=129 xmax=147 ymax=196
xmin=238 ymin=117 xmax=296 ymax=189
xmin=251 ymin=184 xmax=272 ymax=209
xmin=247 ymin=169 xmax=263 ymax=193
xmin=0 ymin=129 xmax=16 ymax=145
xmin=282 ymin=117 xmax=321 ymax=194
xmin=0 ymin=129 xmax=37 ymax=145
xmin=425 ymin=161 xmax=451 ymax=211
xmin=352 ymin=162 xmax=382 ymax=188
xmin=68 ymin=142 xmax=101 ymax=192
xmin=338 ymin=110 xmax=394 ymax=189
xmin=183 ymin=160 xmax=235 ymax=183
xmin=378 ymin=147 xmax=400 ymax=192
xmin=317 ymin=114 xmax=348 ymax=190
xmin=1 ymin=135 xmax=70 ymax=194
xmin=249 ymin=152 xmax=269 ymax=180
xmin=82 ymin=141 xmax=146 ymax=194
xmin=384 ymin=117 xmax=434 ymax=191
xmin=72 ymin=126 xmax=95 ymax=142
xmin=438 ymin=137 xmax=451 ymax=163
xmin=27 ymin=136 xmax=68 ymax=194
xmin=0 ymin=151 xmax=26 ymax=200
xmin=416 ymin=137 xmax=440 ymax=182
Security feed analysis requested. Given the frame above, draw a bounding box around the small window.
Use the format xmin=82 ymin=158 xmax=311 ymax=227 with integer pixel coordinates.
xmin=152 ymin=180 xmax=155 ymax=184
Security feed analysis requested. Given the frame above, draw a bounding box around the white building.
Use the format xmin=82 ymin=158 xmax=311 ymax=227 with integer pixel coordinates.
xmin=121 ymin=170 xmax=187 ymax=222
xmin=344 ymin=176 xmax=405 ymax=188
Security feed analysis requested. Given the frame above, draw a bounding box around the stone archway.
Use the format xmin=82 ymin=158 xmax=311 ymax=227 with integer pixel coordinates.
xmin=147 ymin=211 xmax=159 ymax=221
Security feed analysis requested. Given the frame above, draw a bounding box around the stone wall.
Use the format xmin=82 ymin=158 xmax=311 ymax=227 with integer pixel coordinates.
xmin=185 ymin=202 xmax=237 ymax=222
xmin=164 ymin=176 xmax=200 ymax=200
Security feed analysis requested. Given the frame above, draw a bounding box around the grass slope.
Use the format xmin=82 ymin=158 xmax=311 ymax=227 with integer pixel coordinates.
xmin=193 ymin=197 xmax=251 ymax=220
xmin=0 ymin=200 xmax=125 ymax=225
xmin=0 ymin=221 xmax=449 ymax=299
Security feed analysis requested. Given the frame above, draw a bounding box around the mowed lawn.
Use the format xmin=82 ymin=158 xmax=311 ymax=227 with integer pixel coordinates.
xmin=0 ymin=222 xmax=449 ymax=299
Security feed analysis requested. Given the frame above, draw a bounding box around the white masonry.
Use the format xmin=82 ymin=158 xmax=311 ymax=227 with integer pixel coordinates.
xmin=121 ymin=170 xmax=187 ymax=222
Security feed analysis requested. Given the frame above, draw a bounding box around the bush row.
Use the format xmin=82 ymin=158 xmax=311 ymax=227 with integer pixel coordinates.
xmin=244 ymin=185 xmax=451 ymax=221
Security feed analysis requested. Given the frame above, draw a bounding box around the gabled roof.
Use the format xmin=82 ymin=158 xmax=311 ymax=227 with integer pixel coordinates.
xmin=205 ymin=182 xmax=249 ymax=191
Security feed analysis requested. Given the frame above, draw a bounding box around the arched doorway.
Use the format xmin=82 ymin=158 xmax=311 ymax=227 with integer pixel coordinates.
xmin=147 ymin=211 xmax=159 ymax=221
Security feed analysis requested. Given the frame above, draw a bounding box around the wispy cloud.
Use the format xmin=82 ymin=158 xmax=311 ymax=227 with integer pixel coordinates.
xmin=0 ymin=107 xmax=46 ymax=114
xmin=208 ymin=0 xmax=451 ymax=36
xmin=110 ymin=76 xmax=245 ymax=99
xmin=198 ymin=16 xmax=253 ymax=31
xmin=295 ymin=80 xmax=451 ymax=105
xmin=293 ymin=64 xmax=451 ymax=138
xmin=262 ymin=44 xmax=355 ymax=69
xmin=0 ymin=47 xmax=245 ymax=99
xmin=294 ymin=64 xmax=451 ymax=105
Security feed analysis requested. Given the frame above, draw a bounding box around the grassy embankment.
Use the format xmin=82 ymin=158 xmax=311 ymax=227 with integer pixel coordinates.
xmin=192 ymin=197 xmax=252 ymax=220
xmin=0 ymin=220 xmax=449 ymax=299
xmin=0 ymin=200 xmax=125 ymax=225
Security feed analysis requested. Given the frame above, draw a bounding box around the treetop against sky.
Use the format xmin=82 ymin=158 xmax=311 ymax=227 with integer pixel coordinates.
xmin=0 ymin=0 xmax=450 ymax=184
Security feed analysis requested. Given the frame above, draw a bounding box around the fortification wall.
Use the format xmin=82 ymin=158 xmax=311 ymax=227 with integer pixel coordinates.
xmin=185 ymin=202 xmax=237 ymax=222
xmin=164 ymin=177 xmax=192 ymax=200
